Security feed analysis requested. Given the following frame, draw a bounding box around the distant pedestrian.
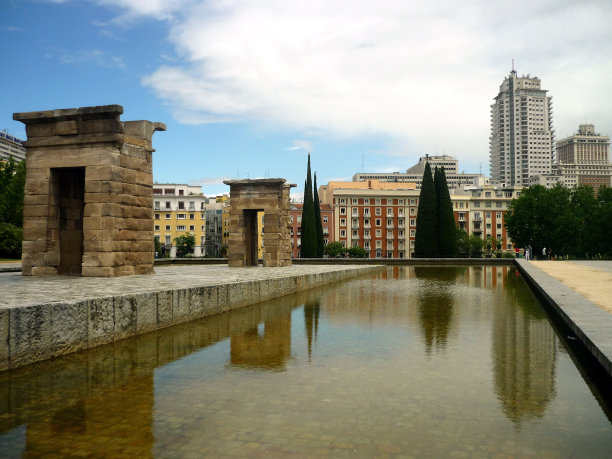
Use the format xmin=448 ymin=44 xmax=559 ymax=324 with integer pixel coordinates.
xmin=526 ymin=245 xmax=532 ymax=261
xmin=542 ymin=247 xmax=547 ymax=259
xmin=515 ymin=247 xmax=520 ymax=258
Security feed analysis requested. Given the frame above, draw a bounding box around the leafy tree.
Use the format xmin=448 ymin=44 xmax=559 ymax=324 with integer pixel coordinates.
xmin=174 ymin=233 xmax=195 ymax=258
xmin=455 ymin=228 xmax=469 ymax=257
xmin=347 ymin=245 xmax=367 ymax=258
xmin=0 ymin=158 xmax=26 ymax=227
xmin=300 ymin=154 xmax=317 ymax=257
xmin=414 ymin=162 xmax=438 ymax=257
xmin=0 ymin=223 xmax=22 ymax=258
xmin=468 ymin=235 xmax=484 ymax=258
xmin=313 ymin=173 xmax=325 ymax=257
xmin=434 ymin=166 xmax=457 ymax=257
xmin=324 ymin=241 xmax=345 ymax=257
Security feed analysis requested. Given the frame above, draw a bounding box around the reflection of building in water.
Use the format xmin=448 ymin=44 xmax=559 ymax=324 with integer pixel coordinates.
xmin=493 ymin=273 xmax=557 ymax=424
xmin=0 ymin=296 xmax=300 ymax=454
xmin=230 ymin=314 xmax=292 ymax=370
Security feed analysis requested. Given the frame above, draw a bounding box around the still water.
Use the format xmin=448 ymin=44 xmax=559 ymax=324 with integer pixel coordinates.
xmin=1 ymin=266 xmax=611 ymax=457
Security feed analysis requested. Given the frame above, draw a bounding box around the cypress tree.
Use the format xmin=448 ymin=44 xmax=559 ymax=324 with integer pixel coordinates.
xmin=414 ymin=162 xmax=438 ymax=257
xmin=435 ymin=166 xmax=457 ymax=257
xmin=313 ymin=173 xmax=325 ymax=257
xmin=300 ymin=154 xmax=317 ymax=257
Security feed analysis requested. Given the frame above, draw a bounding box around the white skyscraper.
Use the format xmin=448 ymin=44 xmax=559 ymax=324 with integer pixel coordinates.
xmin=489 ymin=68 xmax=554 ymax=186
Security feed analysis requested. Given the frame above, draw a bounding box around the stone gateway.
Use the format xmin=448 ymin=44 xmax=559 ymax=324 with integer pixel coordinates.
xmin=14 ymin=105 xmax=165 ymax=277
xmin=223 ymin=179 xmax=295 ymax=267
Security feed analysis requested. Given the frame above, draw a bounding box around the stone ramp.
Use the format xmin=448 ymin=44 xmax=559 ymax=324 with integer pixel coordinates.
xmin=0 ymin=264 xmax=383 ymax=372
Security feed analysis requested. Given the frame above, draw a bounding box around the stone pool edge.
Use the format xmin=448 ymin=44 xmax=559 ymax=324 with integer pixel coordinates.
xmin=514 ymin=259 xmax=612 ymax=378
xmin=0 ymin=265 xmax=384 ymax=372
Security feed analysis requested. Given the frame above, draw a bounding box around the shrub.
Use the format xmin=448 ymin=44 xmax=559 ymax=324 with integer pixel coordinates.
xmin=0 ymin=223 xmax=22 ymax=259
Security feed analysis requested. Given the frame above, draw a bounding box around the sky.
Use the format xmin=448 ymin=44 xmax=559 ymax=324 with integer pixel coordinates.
xmin=2 ymin=0 xmax=612 ymax=197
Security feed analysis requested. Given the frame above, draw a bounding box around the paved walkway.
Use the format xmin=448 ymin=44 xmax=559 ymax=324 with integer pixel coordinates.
xmin=0 ymin=264 xmax=376 ymax=308
xmin=530 ymin=260 xmax=612 ymax=314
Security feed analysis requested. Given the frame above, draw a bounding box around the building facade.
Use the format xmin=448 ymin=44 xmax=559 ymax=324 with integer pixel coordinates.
xmin=490 ymin=69 xmax=554 ymax=187
xmin=555 ymin=124 xmax=611 ymax=189
xmin=289 ymin=203 xmax=334 ymax=258
xmin=0 ymin=130 xmax=26 ymax=162
xmin=205 ymin=195 xmax=229 ymax=257
xmin=153 ymin=184 xmax=207 ymax=257
xmin=319 ymin=179 xmax=520 ymax=258
xmin=353 ymin=155 xmax=484 ymax=189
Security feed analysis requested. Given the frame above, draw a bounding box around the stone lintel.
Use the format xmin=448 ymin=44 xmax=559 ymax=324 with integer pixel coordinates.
xmin=13 ymin=105 xmax=124 ymax=123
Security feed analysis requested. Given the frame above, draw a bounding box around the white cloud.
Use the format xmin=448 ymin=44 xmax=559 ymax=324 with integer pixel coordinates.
xmin=57 ymin=49 xmax=126 ymax=68
xmin=190 ymin=176 xmax=233 ymax=186
xmin=112 ymin=0 xmax=610 ymax=163
xmin=287 ymin=140 xmax=312 ymax=152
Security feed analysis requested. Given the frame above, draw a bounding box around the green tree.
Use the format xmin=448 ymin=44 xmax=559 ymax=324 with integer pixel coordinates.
xmin=0 ymin=223 xmax=22 ymax=258
xmin=0 ymin=158 xmax=26 ymax=227
xmin=313 ymin=173 xmax=325 ymax=257
xmin=455 ymin=227 xmax=469 ymax=257
xmin=434 ymin=166 xmax=456 ymax=257
xmin=174 ymin=233 xmax=195 ymax=258
xmin=324 ymin=241 xmax=345 ymax=257
xmin=154 ymin=236 xmax=162 ymax=257
xmin=347 ymin=245 xmax=367 ymax=258
xmin=300 ymin=154 xmax=317 ymax=257
xmin=414 ymin=162 xmax=438 ymax=257
xmin=468 ymin=235 xmax=484 ymax=258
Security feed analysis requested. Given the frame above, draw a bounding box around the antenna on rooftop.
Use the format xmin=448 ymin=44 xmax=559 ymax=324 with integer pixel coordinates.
xmin=511 ymin=59 xmax=516 ymax=75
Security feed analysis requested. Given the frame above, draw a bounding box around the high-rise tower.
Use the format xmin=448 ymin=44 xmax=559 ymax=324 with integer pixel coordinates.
xmin=489 ymin=68 xmax=554 ymax=186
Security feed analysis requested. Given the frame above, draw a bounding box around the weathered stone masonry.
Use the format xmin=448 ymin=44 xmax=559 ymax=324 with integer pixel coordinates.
xmin=14 ymin=105 xmax=165 ymax=277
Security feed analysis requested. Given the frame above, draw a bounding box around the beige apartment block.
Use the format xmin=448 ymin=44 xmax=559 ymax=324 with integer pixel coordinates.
xmin=14 ymin=105 xmax=165 ymax=276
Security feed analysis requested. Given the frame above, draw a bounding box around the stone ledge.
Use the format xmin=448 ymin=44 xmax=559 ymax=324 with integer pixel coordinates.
xmin=0 ymin=265 xmax=383 ymax=372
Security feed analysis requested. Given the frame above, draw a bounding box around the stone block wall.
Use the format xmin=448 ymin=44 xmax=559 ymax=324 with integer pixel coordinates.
xmin=224 ymin=179 xmax=295 ymax=267
xmin=14 ymin=105 xmax=165 ymax=276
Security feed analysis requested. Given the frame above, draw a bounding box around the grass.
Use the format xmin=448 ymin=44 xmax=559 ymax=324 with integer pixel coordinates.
xmin=0 ymin=258 xmax=20 ymax=263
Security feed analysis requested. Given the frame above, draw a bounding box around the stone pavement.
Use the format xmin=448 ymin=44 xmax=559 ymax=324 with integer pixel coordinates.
xmin=0 ymin=264 xmax=377 ymax=308
xmin=516 ymin=259 xmax=612 ymax=377
xmin=530 ymin=260 xmax=612 ymax=313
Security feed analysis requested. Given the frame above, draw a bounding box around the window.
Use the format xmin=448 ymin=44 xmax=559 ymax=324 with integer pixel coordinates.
xmin=165 ymin=201 xmax=171 ymax=209
xmin=410 ymin=229 xmax=415 ymax=237
xmin=485 ymin=202 xmax=492 ymax=208
xmin=178 ymin=201 xmax=185 ymax=210
xmin=154 ymin=201 xmax=160 ymax=210
xmin=364 ymin=198 xmax=370 ymax=204
xmin=154 ymin=225 xmax=160 ymax=231
xmin=165 ymin=225 xmax=171 ymax=231
xmin=496 ymin=212 xmax=502 ymax=219
xmin=189 ymin=202 xmax=195 ymax=210
xmin=165 ymin=213 xmax=171 ymax=219
xmin=340 ymin=230 xmax=346 ymax=237
xmin=177 ymin=225 xmax=186 ymax=231
xmin=189 ymin=225 xmax=195 ymax=231
xmin=323 ymin=215 xmax=328 ymax=223
xmin=189 ymin=213 xmax=195 ymax=220
xmin=177 ymin=214 xmax=186 ymax=219
xmin=387 ymin=219 xmax=393 ymax=227
xmin=375 ymin=208 xmax=381 ymax=215
xmin=340 ymin=207 xmax=346 ymax=215
xmin=201 ymin=226 xmax=205 ymax=231
xmin=398 ymin=199 xmax=404 ymax=205
xmin=340 ymin=218 xmax=346 ymax=226
xmin=375 ymin=198 xmax=381 ymax=205
xmin=474 ymin=202 xmax=480 ymax=208
xmin=410 ymin=208 xmax=415 ymax=215
xmin=364 ymin=208 xmax=370 ymax=216
xmin=375 ymin=219 xmax=381 ymax=226
xmin=352 ymin=198 xmax=358 ymax=204
xmin=155 ymin=213 xmax=160 ymax=220
xmin=376 ymin=229 xmax=382 ymax=237
xmin=410 ymin=199 xmax=416 ymax=205
xmin=352 ymin=208 xmax=358 ymax=216
xmin=340 ymin=198 xmax=346 ymax=204
xmin=201 ymin=213 xmax=205 ymax=220
xmin=165 ymin=236 xmax=171 ymax=245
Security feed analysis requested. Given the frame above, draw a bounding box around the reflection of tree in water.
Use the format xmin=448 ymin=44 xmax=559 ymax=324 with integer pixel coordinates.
xmin=414 ymin=267 xmax=458 ymax=355
xmin=492 ymin=267 xmax=557 ymax=426
xmin=304 ymin=299 xmax=320 ymax=361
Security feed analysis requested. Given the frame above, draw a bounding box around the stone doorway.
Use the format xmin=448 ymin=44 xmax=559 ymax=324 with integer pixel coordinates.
xmin=52 ymin=167 xmax=85 ymax=275
xmin=224 ymin=179 xmax=295 ymax=267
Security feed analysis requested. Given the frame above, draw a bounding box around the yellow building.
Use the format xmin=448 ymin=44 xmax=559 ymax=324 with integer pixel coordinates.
xmin=153 ymin=184 xmax=207 ymax=257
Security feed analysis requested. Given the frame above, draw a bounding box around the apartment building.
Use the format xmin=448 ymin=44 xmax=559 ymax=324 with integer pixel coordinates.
xmin=153 ymin=184 xmax=207 ymax=257
xmin=205 ymin=195 xmax=229 ymax=257
xmin=490 ymin=69 xmax=554 ymax=186
xmin=288 ymin=203 xmax=334 ymax=258
xmin=353 ymin=154 xmax=484 ymax=189
xmin=0 ymin=130 xmax=26 ymax=162
xmin=319 ymin=179 xmax=520 ymax=257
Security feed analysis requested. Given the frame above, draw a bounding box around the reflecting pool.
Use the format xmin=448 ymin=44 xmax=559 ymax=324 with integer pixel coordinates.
xmin=1 ymin=266 xmax=611 ymax=457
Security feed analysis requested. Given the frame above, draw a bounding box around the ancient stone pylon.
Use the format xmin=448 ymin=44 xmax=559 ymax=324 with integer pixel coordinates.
xmin=223 ymin=179 xmax=295 ymax=267
xmin=14 ymin=105 xmax=165 ymax=276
